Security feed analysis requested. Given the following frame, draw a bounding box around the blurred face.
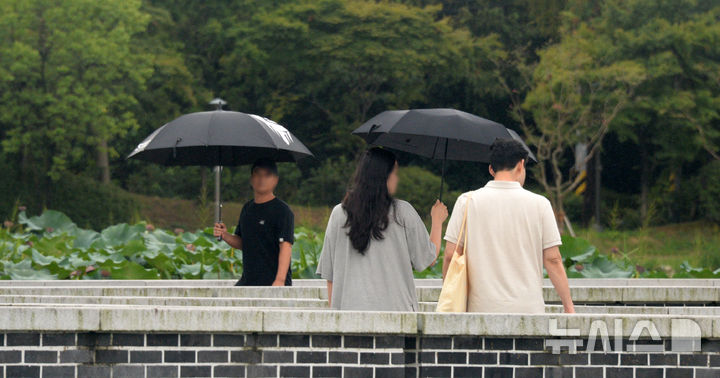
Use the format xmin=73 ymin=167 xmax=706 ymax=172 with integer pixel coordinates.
xmin=386 ymin=162 xmax=399 ymax=195
xmin=250 ymin=167 xmax=278 ymax=194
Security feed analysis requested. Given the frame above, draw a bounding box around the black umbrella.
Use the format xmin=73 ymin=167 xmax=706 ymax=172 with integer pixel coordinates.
xmin=351 ymin=108 xmax=536 ymax=201
xmin=128 ymin=98 xmax=313 ymax=238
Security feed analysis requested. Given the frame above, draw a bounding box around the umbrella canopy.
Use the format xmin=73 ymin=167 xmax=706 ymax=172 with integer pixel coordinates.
xmin=351 ymin=108 xmax=536 ymax=200
xmin=128 ymin=100 xmax=313 ymax=238
xmin=127 ymin=110 xmax=313 ymax=165
xmin=352 ymin=108 xmax=537 ymax=162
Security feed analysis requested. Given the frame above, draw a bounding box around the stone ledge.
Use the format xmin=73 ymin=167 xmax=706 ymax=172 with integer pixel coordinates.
xmin=0 ymin=278 xmax=718 ymax=287
xmin=1 ymin=306 xmax=717 ymax=338
xmin=0 ymin=286 xmax=718 ymax=303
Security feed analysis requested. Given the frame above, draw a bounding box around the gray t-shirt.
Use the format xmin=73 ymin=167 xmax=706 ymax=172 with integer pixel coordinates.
xmin=316 ymin=199 xmax=437 ymax=311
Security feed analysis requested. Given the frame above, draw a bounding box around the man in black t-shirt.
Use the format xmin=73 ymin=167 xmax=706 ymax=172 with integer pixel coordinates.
xmin=213 ymin=158 xmax=294 ymax=286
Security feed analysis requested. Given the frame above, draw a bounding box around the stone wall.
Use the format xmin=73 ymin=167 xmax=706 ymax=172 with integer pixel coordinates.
xmin=0 ymin=279 xmax=719 ymax=378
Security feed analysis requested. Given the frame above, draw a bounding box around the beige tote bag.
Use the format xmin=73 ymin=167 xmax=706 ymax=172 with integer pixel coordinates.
xmin=436 ymin=194 xmax=470 ymax=313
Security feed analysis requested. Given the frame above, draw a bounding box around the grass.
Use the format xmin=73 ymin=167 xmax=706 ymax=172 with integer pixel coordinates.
xmin=133 ymin=193 xmax=332 ymax=232
xmin=577 ymin=221 xmax=720 ymax=275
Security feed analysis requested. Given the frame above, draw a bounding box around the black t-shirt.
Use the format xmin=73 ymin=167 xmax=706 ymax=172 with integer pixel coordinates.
xmin=234 ymin=197 xmax=294 ymax=286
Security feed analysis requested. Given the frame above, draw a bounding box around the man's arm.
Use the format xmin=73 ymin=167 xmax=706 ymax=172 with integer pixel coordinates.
xmin=543 ymin=246 xmax=575 ymax=313
xmin=214 ymin=223 xmax=242 ymax=250
xmin=273 ymin=241 xmax=292 ymax=286
xmin=442 ymin=241 xmax=464 ymax=279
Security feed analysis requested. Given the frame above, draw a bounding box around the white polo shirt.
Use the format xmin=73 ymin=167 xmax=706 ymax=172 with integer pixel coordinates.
xmin=444 ymin=180 xmax=562 ymax=313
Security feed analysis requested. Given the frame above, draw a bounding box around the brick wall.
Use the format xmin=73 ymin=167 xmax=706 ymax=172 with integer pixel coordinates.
xmin=1 ymin=332 xmax=719 ymax=378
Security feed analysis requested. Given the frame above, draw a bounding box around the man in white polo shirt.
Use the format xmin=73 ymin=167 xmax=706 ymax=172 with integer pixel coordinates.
xmin=442 ymin=139 xmax=574 ymax=314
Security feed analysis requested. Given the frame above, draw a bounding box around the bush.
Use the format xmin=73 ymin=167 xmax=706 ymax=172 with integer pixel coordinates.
xmin=699 ymin=160 xmax=720 ymax=224
xmin=396 ymin=165 xmax=460 ymax=218
xmin=0 ymin=156 xmax=139 ymax=230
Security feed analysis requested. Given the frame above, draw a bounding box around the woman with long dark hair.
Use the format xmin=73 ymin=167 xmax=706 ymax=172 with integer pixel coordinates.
xmin=316 ymin=147 xmax=448 ymax=311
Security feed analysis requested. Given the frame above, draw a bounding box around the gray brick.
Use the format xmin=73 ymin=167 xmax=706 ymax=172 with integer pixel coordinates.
xmin=620 ymin=353 xmax=647 ymax=365
xmin=329 ymin=351 xmax=357 ymax=364
xmin=419 ymin=366 xmax=451 ymax=377
xmin=679 ymin=354 xmax=708 ymax=366
xmin=181 ymin=365 xmax=211 ymax=377
xmin=514 ymin=367 xmax=543 ymax=378
xmin=456 ymin=366 xmax=482 ymax=378
xmin=635 ymin=368 xmax=664 ymax=378
xmin=263 ymin=350 xmax=294 ymax=363
xmin=42 ymin=333 xmax=75 ymax=346
xmin=77 ymin=365 xmax=110 ymax=378
xmin=345 ymin=335 xmax=373 ymax=348
xmin=543 ymin=366 xmax=573 ymax=377
xmin=181 ymin=333 xmax=210 ymax=346
xmin=345 ymin=366 xmax=375 ymax=378
xmin=77 ymin=332 xmax=110 ymax=346
xmin=147 ymin=333 xmax=178 ymax=346
xmin=112 ymin=333 xmax=144 ymax=346
xmin=246 ymin=365 xmax=277 ymax=377
xmin=420 ymin=336 xmax=452 ymax=349
xmin=214 ymin=365 xmax=245 ymax=377
xmin=530 ymin=352 xmax=560 ymax=365
xmin=590 ymin=353 xmax=618 ymax=365
xmin=231 ymin=350 xmax=262 ymax=363
xmin=112 ymin=365 xmax=145 ymax=378
xmin=279 ymin=334 xmax=309 ymax=347
xmin=359 ymin=351 xmax=388 ymax=365
xmin=375 ymin=335 xmax=404 ymax=348
xmin=213 ymin=334 xmax=245 ymax=347
xmin=25 ymin=351 xmax=57 ymax=363
xmin=696 ymin=368 xmax=720 ymax=378
xmin=298 ymin=351 xmax=327 ymax=363
xmin=198 ymin=350 xmax=228 ymax=363
xmin=7 ymin=333 xmax=40 ymax=346
xmin=41 ymin=365 xmax=74 ymax=378
xmin=650 ymin=353 xmax=677 ymax=365
xmin=131 ymin=350 xmax=162 ymax=363
xmin=469 ymin=351 xmax=497 ymax=364
xmin=280 ymin=366 xmax=310 ymax=377
xmin=558 ymin=352 xmax=588 ymax=365
xmin=246 ymin=333 xmax=277 ymax=347
xmin=7 ymin=365 xmax=39 ymax=378
xmin=147 ymin=365 xmax=178 ymax=378
xmin=485 ymin=366 xmax=513 ymax=377
xmin=95 ymin=349 xmax=128 ymax=363
xmin=453 ymin=336 xmax=482 ymax=350
xmin=665 ymin=368 xmax=694 ymax=378
xmin=484 ymin=337 xmax=513 ymax=350
xmin=312 ymin=335 xmax=341 ymax=348
xmin=0 ymin=350 xmax=21 ymax=363
xmin=437 ymin=351 xmax=466 ymax=364
xmin=604 ymin=367 xmax=633 ymax=378
xmin=515 ymin=338 xmax=544 ymax=351
xmin=164 ymin=350 xmax=195 ymax=363
xmin=60 ymin=349 xmax=93 ymax=363
xmin=313 ymin=366 xmax=342 ymax=377
xmin=375 ymin=367 xmax=405 ymax=378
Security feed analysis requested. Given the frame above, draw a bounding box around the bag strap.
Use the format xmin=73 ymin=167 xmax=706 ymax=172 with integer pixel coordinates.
xmin=452 ymin=194 xmax=471 ymax=255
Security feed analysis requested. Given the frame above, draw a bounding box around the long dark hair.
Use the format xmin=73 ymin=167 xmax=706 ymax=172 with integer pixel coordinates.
xmin=341 ymin=147 xmax=399 ymax=254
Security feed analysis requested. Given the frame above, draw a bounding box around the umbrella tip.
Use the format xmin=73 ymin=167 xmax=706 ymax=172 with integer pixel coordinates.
xmin=209 ymin=98 xmax=227 ymax=110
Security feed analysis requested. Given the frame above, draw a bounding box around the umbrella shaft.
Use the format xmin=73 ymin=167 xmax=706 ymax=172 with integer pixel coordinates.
xmin=215 ymin=165 xmax=222 ymax=243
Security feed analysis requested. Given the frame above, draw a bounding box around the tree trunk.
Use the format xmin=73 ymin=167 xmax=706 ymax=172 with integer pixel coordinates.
xmin=640 ymin=140 xmax=649 ymax=221
xmin=97 ymin=139 xmax=110 ymax=184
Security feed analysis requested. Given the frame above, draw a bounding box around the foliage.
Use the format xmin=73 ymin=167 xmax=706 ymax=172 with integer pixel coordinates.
xmin=698 ymin=161 xmax=720 ymax=223
xmin=0 ymin=210 xmax=319 ymax=280
xmin=3 ymin=209 xmax=717 ymax=280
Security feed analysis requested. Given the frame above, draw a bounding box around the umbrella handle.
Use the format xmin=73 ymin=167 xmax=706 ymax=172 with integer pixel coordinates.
xmin=215 ymin=165 xmax=223 ymax=241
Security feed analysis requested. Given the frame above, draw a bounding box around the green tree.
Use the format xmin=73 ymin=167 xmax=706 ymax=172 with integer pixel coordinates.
xmin=0 ymin=0 xmax=152 ymax=187
xmin=495 ymin=19 xmax=645 ymax=231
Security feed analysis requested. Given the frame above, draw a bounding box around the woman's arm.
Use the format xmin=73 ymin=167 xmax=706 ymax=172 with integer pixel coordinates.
xmin=327 ymin=281 xmax=333 ymax=307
